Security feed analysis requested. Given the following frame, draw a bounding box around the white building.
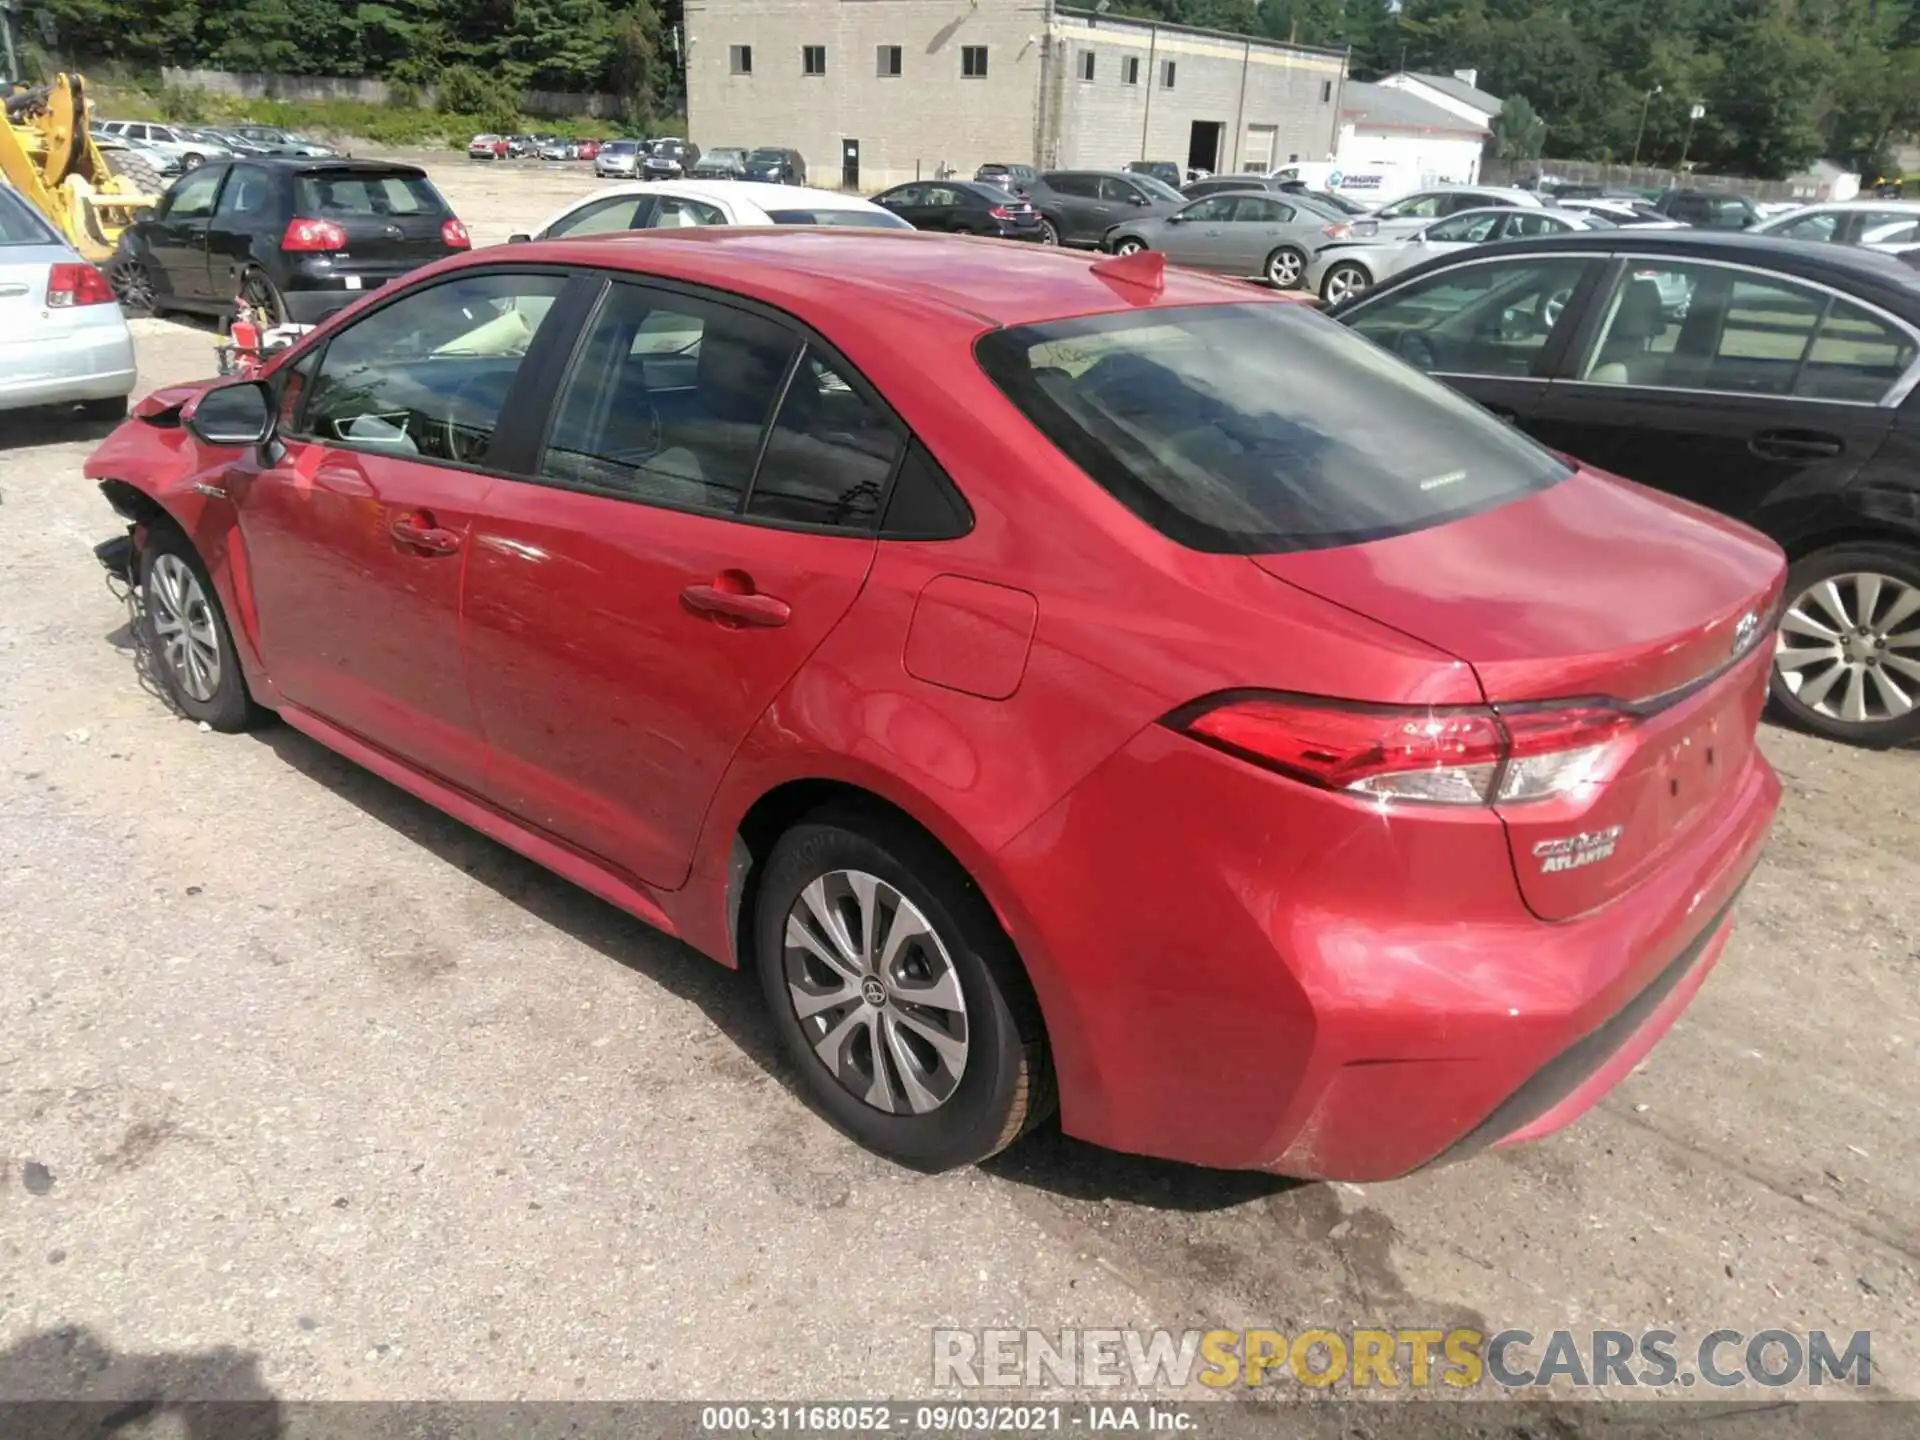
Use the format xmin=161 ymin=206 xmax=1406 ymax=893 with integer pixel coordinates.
xmin=1376 ymin=69 xmax=1505 ymax=129
xmin=1331 ymin=79 xmax=1493 ymax=197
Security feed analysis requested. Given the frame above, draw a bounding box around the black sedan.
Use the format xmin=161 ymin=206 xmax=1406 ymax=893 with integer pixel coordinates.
xmin=1330 ymin=229 xmax=1920 ymax=747
xmin=870 ymin=180 xmax=1046 ymax=241
xmin=109 ymin=158 xmax=469 ymax=326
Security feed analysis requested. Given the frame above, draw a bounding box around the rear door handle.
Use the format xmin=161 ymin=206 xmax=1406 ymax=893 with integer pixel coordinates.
xmin=682 ymin=581 xmax=791 ymax=627
xmin=1750 ymin=430 xmax=1844 ymax=460
xmin=390 ymin=512 xmax=461 ymax=554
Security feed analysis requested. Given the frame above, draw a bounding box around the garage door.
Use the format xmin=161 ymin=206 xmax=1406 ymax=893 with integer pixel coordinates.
xmin=1243 ymin=124 xmax=1276 ymax=173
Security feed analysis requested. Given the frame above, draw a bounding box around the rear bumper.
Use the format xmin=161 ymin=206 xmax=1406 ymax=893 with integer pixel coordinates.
xmin=994 ymin=721 xmax=1780 ymax=1180
xmin=0 ymin=322 xmax=137 ymax=413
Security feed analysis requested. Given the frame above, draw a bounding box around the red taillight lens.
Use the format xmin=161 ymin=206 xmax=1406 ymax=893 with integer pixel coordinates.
xmin=441 ymin=217 xmax=471 ymax=249
xmin=1173 ymin=693 xmax=1634 ymax=806
xmin=281 ymin=217 xmax=348 ymax=252
xmin=989 ymin=206 xmax=1013 ymax=221
xmin=47 ymin=262 xmax=115 ymax=307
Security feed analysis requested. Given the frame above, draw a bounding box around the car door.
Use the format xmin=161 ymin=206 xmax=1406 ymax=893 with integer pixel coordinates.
xmin=1338 ymin=253 xmax=1608 ymax=423
xmin=1041 ymin=174 xmax=1104 ymax=242
xmin=1220 ymin=196 xmax=1304 ymax=272
xmin=226 ymin=269 xmax=573 ymax=792
xmin=143 ymin=163 xmax=226 ymax=306
xmin=461 ymin=277 xmax=902 ymax=889
xmin=875 ymin=183 xmax=927 ymax=227
xmin=1524 ymin=256 xmax=1908 ymax=528
xmin=205 ymin=163 xmax=277 ymax=305
xmin=1160 ymin=196 xmax=1237 ymax=267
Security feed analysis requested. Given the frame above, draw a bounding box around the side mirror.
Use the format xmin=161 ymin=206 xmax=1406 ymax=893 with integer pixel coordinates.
xmin=1130 ymin=193 xmax=1151 ymax=206
xmin=134 ymin=207 xmax=156 ymax=224
xmin=508 ymin=232 xmax=531 ymax=244
xmin=187 ymin=381 xmax=274 ymax=447
xmin=1166 ymin=213 xmax=1185 ymax=224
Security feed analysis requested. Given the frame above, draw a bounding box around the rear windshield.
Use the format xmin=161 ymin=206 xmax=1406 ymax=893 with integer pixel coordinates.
xmin=295 ymin=172 xmax=446 ymax=217
xmin=0 ymin=187 xmax=59 ymax=244
xmin=767 ymin=208 xmax=911 ymax=229
xmin=604 ymin=141 xmax=636 ymax=155
xmin=974 ymin=303 xmax=1570 ymax=554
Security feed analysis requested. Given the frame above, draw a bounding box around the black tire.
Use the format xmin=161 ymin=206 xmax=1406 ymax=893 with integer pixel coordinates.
xmin=1320 ymin=260 xmax=1371 ymax=305
xmin=754 ymin=808 xmax=1054 ymax=1171
xmin=108 ymin=255 xmax=161 ymax=317
xmin=139 ymin=525 xmax=259 ymax=732
xmin=1037 ymin=218 xmax=1060 ymax=246
xmin=102 ymin=147 xmax=166 ymax=201
xmin=180 ymin=152 xmax=205 ymax=171
xmin=1770 ymin=541 xmax=1920 ymax=748
xmin=1263 ymin=245 xmax=1307 ymax=289
xmin=80 ymin=396 xmax=128 ymax=423
xmin=236 ymin=268 xmax=288 ymax=327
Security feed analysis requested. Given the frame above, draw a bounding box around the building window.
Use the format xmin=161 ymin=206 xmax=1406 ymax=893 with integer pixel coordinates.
xmin=802 ymin=45 xmax=826 ymax=76
xmin=730 ymin=45 xmax=751 ymax=75
xmin=1321 ymin=79 xmax=1333 ymax=102
xmin=877 ymin=44 xmax=902 ymax=77
xmin=1079 ymin=50 xmax=1095 ymax=82
xmin=1162 ymin=60 xmax=1176 ymax=89
xmin=962 ymin=45 xmax=988 ymax=78
xmin=1123 ymin=56 xmax=1140 ymax=86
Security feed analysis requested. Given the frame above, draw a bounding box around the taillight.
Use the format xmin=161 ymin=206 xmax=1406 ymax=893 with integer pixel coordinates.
xmin=281 ymin=217 xmax=348 ymax=252
xmin=441 ymin=217 xmax=471 ymax=249
xmin=1171 ymin=693 xmax=1635 ymax=806
xmin=989 ymin=206 xmax=1013 ymax=221
xmin=46 ymin=262 xmax=115 ymax=307
xmin=1321 ymin=222 xmax=1351 ymax=240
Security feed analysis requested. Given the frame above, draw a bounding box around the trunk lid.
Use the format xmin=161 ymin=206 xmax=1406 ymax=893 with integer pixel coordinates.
xmin=293 ymin=168 xmax=455 ymax=266
xmin=1254 ymin=470 xmax=1784 ymax=919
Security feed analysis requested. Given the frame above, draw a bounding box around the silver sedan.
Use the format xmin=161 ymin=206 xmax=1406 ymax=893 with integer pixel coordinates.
xmin=0 ymin=188 xmax=137 ymax=421
xmin=1308 ymin=206 xmax=1609 ymax=305
xmin=1102 ymin=190 xmax=1344 ymax=288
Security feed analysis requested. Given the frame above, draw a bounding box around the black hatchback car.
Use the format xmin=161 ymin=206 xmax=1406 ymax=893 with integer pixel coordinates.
xmin=741 ymin=147 xmax=806 ymax=185
xmin=109 ymin=159 xmax=469 ymax=326
xmin=870 ymin=180 xmax=1045 ymax=240
xmin=1331 ymin=229 xmax=1920 ymax=746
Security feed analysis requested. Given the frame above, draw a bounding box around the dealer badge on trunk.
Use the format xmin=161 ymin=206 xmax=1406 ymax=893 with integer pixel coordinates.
xmin=1533 ymin=825 xmax=1625 ymax=874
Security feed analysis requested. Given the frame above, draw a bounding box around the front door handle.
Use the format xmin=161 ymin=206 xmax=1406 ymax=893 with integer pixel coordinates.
xmin=682 ymin=580 xmax=791 ymax=627
xmin=1750 ymin=430 xmax=1844 ymax=461
xmin=390 ymin=512 xmax=461 ymax=554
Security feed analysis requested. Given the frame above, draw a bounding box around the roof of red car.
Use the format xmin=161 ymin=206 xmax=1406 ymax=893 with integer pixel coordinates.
xmin=507 ymin=227 xmax=1285 ymax=332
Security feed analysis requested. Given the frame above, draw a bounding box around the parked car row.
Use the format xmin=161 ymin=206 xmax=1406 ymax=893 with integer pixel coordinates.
xmin=94 ymin=119 xmax=342 ymax=172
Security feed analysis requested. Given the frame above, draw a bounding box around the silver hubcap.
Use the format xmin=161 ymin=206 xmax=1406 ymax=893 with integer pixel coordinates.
xmin=1324 ymin=267 xmax=1366 ymax=304
xmin=1117 ymin=240 xmax=1144 ymax=255
xmin=783 ymin=870 xmax=969 ymax=1115
xmin=148 ymin=554 xmax=222 ymax=703
xmin=1269 ymin=251 xmax=1301 ymax=286
xmin=1775 ymin=571 xmax=1920 ymax=724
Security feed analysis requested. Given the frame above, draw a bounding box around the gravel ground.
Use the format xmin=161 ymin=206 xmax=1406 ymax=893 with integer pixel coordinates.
xmin=0 ymin=156 xmax=1915 ymax=1409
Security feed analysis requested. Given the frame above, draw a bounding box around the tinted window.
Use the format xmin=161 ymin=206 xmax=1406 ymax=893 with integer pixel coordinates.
xmin=298 ymin=273 xmax=566 ymax=466
xmin=1424 ymin=212 xmax=1502 ymax=243
xmin=1343 ymin=257 xmax=1594 ymax=379
xmin=1097 ymin=177 xmax=1140 ymax=204
xmin=1180 ymin=197 xmax=1236 ymax=223
xmin=541 ymin=283 xmax=799 ymax=511
xmin=1233 ymin=197 xmax=1294 ymax=223
xmin=747 ymin=350 xmax=904 ymax=527
xmin=764 ymin=208 xmax=911 ymax=228
xmin=1044 ymin=174 xmax=1097 ymax=198
xmin=1859 ymin=212 xmax=1920 ymax=245
xmin=547 ymin=194 xmax=649 ymax=238
xmin=295 ymin=172 xmax=443 ymax=217
xmin=1578 ymin=262 xmax=1917 ymax=401
xmin=214 ymin=166 xmax=274 ymax=221
xmin=975 ymin=303 xmax=1569 ymax=553
xmin=164 ymin=167 xmax=224 ymax=220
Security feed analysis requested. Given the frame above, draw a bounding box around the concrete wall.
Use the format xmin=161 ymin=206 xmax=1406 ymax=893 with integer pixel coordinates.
xmin=1047 ymin=13 xmax=1343 ymax=175
xmin=157 ymin=67 xmax=625 ymax=119
xmin=686 ymin=0 xmax=1050 ymax=192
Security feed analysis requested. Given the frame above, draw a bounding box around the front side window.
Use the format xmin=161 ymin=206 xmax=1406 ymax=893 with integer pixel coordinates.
xmin=963 ymin=45 xmax=988 ymax=78
xmin=648 ymin=196 xmax=726 ymax=228
xmin=1579 ymin=262 xmax=1918 ymax=402
xmin=747 ymin=352 xmax=904 ymax=527
xmin=298 ymin=273 xmax=567 ymax=466
xmin=1505 ymin=211 xmax=1570 ymax=238
xmin=214 ymin=166 xmax=273 ymax=221
xmin=164 ymin=166 xmax=224 ymax=220
xmin=547 ymin=194 xmax=649 ymax=238
xmin=1179 ymin=196 xmax=1236 ymax=223
xmin=1378 ymin=193 xmax=1443 ymax=221
xmin=976 ymin=303 xmax=1569 ymax=553
xmin=541 ymin=283 xmax=798 ymax=512
xmin=1343 ymin=256 xmax=1595 ymax=379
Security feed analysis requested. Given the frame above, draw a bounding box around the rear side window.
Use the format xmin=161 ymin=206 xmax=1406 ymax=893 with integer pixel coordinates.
xmin=765 ymin=208 xmax=911 ymax=229
xmin=295 ymin=172 xmax=446 ymax=217
xmin=747 ymin=350 xmax=904 ymax=527
xmin=0 ymin=187 xmax=58 ymax=244
xmin=975 ymin=303 xmax=1570 ymax=554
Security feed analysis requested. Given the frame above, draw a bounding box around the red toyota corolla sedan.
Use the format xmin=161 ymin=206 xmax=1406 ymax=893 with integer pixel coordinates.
xmin=84 ymin=231 xmax=1783 ymax=1179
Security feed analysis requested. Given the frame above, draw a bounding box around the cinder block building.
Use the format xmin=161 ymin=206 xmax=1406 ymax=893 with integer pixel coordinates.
xmin=685 ymin=0 xmax=1347 ymax=192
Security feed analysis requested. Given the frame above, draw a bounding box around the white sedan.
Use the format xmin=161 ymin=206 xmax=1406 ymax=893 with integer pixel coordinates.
xmin=0 ymin=186 xmax=136 ymax=422
xmin=514 ymin=181 xmax=912 ymax=242
xmin=1309 ymin=206 xmax=1609 ymax=306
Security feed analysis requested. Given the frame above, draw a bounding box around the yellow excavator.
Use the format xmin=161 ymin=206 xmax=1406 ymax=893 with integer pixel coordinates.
xmin=1 ymin=0 xmax=160 ymax=262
